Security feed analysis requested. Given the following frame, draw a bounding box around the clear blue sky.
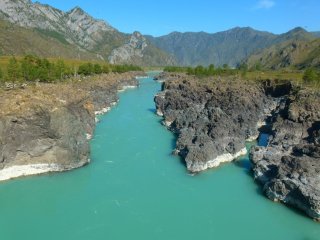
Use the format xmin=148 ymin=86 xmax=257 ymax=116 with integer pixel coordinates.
xmin=34 ymin=0 xmax=320 ymax=36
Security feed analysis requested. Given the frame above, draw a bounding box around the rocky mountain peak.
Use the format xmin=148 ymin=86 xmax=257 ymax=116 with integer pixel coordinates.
xmin=129 ymin=31 xmax=147 ymax=48
xmin=289 ymin=27 xmax=307 ymax=33
xmin=108 ymin=31 xmax=148 ymax=64
xmin=0 ymin=0 xmax=115 ymax=49
xmin=68 ymin=6 xmax=85 ymax=14
xmin=64 ymin=6 xmax=115 ymax=49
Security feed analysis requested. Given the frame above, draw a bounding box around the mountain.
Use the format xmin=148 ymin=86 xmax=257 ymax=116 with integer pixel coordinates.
xmin=0 ymin=19 xmax=99 ymax=60
xmin=312 ymin=32 xmax=320 ymax=37
xmin=109 ymin=31 xmax=176 ymax=65
xmin=0 ymin=0 xmax=174 ymax=66
xmin=0 ymin=0 xmax=316 ymax=67
xmin=147 ymin=27 xmax=315 ymax=67
xmin=246 ymin=38 xmax=320 ymax=70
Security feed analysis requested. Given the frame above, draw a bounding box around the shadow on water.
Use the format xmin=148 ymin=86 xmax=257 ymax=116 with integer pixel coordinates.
xmin=147 ymin=108 xmax=157 ymax=114
xmin=233 ymin=133 xmax=269 ymax=197
xmin=233 ymin=133 xmax=319 ymax=222
xmin=233 ymin=157 xmax=252 ymax=174
xmin=233 ymin=132 xmax=270 ymax=172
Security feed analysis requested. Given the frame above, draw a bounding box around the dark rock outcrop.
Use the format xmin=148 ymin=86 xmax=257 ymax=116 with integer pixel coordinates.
xmin=154 ymin=75 xmax=275 ymax=172
xmin=155 ymin=73 xmax=320 ymax=220
xmin=0 ymin=72 xmax=140 ymax=181
xmin=250 ymin=89 xmax=320 ymax=220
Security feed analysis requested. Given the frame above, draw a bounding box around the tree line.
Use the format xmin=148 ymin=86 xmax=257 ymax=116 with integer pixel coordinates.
xmin=164 ymin=63 xmax=245 ymax=77
xmin=0 ymin=55 xmax=142 ymax=83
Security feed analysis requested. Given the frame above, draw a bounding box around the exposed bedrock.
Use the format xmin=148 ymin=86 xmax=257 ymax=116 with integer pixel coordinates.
xmin=250 ymin=89 xmax=320 ymax=220
xmin=0 ymin=72 xmax=141 ymax=181
xmin=154 ymin=74 xmax=280 ymax=172
xmin=155 ymin=73 xmax=320 ymax=220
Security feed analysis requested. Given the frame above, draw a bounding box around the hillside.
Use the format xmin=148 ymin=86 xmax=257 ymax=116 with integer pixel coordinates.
xmin=246 ymin=38 xmax=320 ymax=70
xmin=0 ymin=0 xmax=174 ymax=66
xmin=0 ymin=20 xmax=100 ymax=60
xmin=312 ymin=32 xmax=320 ymax=37
xmin=147 ymin=27 xmax=315 ymax=67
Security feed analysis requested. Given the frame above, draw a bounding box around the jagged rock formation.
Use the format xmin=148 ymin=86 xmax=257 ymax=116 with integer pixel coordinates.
xmin=0 ymin=72 xmax=141 ymax=181
xmin=250 ymin=87 xmax=320 ymax=220
xmin=108 ymin=32 xmax=176 ymax=66
xmin=155 ymin=72 xmax=320 ymax=220
xmin=109 ymin=31 xmax=147 ymax=64
xmin=154 ymin=73 xmax=275 ymax=172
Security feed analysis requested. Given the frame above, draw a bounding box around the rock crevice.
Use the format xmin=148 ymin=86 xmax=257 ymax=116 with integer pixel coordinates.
xmin=250 ymin=88 xmax=320 ymax=220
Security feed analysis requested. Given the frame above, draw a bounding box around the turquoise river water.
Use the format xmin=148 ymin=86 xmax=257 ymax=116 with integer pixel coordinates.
xmin=0 ymin=72 xmax=319 ymax=240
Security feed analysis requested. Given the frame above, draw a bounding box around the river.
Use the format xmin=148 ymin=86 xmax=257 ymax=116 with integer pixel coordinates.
xmin=0 ymin=72 xmax=319 ymax=240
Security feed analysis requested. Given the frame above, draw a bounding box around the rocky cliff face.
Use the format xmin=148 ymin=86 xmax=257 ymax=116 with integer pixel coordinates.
xmin=109 ymin=32 xmax=177 ymax=66
xmin=0 ymin=72 xmax=140 ymax=181
xmin=109 ymin=32 xmax=148 ymax=64
xmin=154 ymin=73 xmax=275 ymax=172
xmin=250 ymin=88 xmax=320 ymax=220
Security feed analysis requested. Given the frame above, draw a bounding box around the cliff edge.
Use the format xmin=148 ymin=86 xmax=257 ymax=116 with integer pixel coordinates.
xmin=0 ymin=72 xmax=141 ymax=181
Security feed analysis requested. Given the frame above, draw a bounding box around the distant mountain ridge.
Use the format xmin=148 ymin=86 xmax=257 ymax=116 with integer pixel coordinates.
xmin=147 ymin=27 xmax=316 ymax=67
xmin=0 ymin=0 xmax=175 ymax=66
xmin=0 ymin=0 xmax=318 ymax=68
xmin=312 ymin=32 xmax=320 ymax=37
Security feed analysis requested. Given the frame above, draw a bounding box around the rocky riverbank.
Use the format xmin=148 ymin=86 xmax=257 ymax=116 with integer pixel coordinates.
xmin=154 ymin=72 xmax=320 ymax=220
xmin=154 ymin=73 xmax=276 ymax=172
xmin=0 ymin=72 xmax=142 ymax=181
xmin=250 ymin=88 xmax=320 ymax=220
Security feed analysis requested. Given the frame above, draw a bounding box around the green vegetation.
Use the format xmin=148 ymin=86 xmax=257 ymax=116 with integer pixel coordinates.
xmin=303 ymin=68 xmax=320 ymax=85
xmin=237 ymin=63 xmax=249 ymax=77
xmin=246 ymin=38 xmax=320 ymax=71
xmin=164 ymin=64 xmax=238 ymax=77
xmin=0 ymin=67 xmax=3 ymax=82
xmin=163 ymin=64 xmax=319 ymax=88
xmin=35 ymin=28 xmax=69 ymax=45
xmin=7 ymin=57 xmax=21 ymax=83
xmin=77 ymin=63 xmax=142 ymax=76
xmin=0 ymin=55 xmax=142 ymax=85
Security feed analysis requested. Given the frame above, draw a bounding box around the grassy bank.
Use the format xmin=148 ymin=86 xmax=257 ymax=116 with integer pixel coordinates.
xmin=162 ymin=65 xmax=320 ymax=89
